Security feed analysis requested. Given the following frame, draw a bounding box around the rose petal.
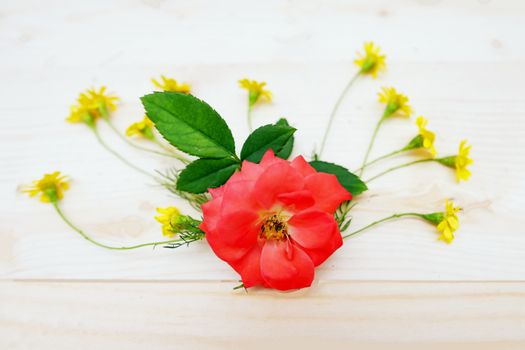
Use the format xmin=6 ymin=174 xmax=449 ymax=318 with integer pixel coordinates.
xmin=230 ymin=245 xmax=264 ymax=288
xmin=208 ymin=186 xmax=225 ymax=199
xmin=296 ymin=225 xmax=343 ymax=266
xmin=224 ymin=170 xmax=245 ymax=185
xmin=290 ymin=155 xmax=316 ymax=177
xmin=260 ymin=240 xmax=314 ymax=291
xmin=304 ymin=173 xmax=352 ymax=213
xmin=288 ymin=210 xmax=342 ymax=266
xmin=206 ymin=210 xmax=260 ymax=263
xmin=277 ymin=190 xmax=315 ymax=211
xmin=200 ymin=196 xmax=223 ymax=232
xmin=287 ymin=210 xmax=337 ymax=249
xmin=259 ymin=149 xmax=277 ymax=167
xmin=220 ymin=180 xmax=261 ymax=216
xmin=254 ymin=162 xmax=304 ymax=209
xmin=240 ymin=160 xmax=264 ymax=181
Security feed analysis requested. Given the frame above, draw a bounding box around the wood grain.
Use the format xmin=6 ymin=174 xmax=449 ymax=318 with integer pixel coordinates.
xmin=1 ymin=0 xmax=525 ymax=347
xmin=1 ymin=281 xmax=524 ymax=349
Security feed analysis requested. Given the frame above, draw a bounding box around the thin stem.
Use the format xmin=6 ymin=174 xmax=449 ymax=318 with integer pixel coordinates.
xmin=233 ymin=283 xmax=246 ymax=291
xmin=354 ymin=147 xmax=406 ymax=173
xmin=52 ymin=202 xmax=182 ymax=250
xmin=318 ymin=72 xmax=360 ymax=158
xmin=152 ymin=138 xmax=190 ymax=164
xmin=365 ymin=158 xmax=435 ymax=183
xmin=92 ymin=127 xmax=158 ymax=180
xmin=103 ymin=118 xmax=186 ymax=160
xmin=358 ymin=115 xmax=384 ymax=177
xmin=247 ymin=104 xmax=254 ymax=132
xmin=343 ymin=212 xmax=424 ymax=239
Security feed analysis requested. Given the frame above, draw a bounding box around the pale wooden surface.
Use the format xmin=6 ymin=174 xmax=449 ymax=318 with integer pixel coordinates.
xmin=1 ymin=0 xmax=525 ymax=348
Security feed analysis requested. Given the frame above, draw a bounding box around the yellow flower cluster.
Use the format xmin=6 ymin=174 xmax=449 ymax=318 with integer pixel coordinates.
xmin=155 ymin=206 xmax=181 ymax=238
xmin=378 ymin=87 xmax=412 ymax=118
xmin=152 ymin=75 xmax=191 ymax=93
xmin=67 ymin=86 xmax=119 ymax=126
xmin=436 ymin=199 xmax=461 ymax=243
xmin=354 ymin=42 xmax=386 ymax=78
xmin=126 ymin=116 xmax=155 ymax=140
xmin=23 ymin=171 xmax=70 ymax=203
xmin=239 ymin=79 xmax=272 ymax=107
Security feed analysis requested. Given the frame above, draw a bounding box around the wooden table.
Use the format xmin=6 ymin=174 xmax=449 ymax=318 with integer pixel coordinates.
xmin=2 ymin=1 xmax=524 ymax=348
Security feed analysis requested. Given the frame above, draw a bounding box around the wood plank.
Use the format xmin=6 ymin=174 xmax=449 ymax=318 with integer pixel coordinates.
xmin=2 ymin=0 xmax=525 ymax=348
xmin=1 ymin=281 xmax=524 ymax=349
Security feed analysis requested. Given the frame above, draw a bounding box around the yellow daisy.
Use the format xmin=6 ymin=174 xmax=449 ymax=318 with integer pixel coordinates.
xmin=67 ymin=86 xmax=119 ymax=124
xmin=239 ymin=78 xmax=272 ymax=107
xmin=378 ymin=87 xmax=412 ymax=118
xmin=151 ymin=75 xmax=191 ymax=93
xmin=155 ymin=206 xmax=181 ymax=238
xmin=437 ymin=140 xmax=473 ymax=182
xmin=78 ymin=86 xmax=119 ymax=114
xmin=22 ymin=171 xmax=70 ymax=203
xmin=126 ymin=115 xmax=155 ymax=140
xmin=66 ymin=104 xmax=91 ymax=124
xmin=354 ymin=41 xmax=386 ymax=78
xmin=436 ymin=199 xmax=461 ymax=243
xmin=454 ymin=140 xmax=473 ymax=182
xmin=415 ymin=116 xmax=436 ymax=157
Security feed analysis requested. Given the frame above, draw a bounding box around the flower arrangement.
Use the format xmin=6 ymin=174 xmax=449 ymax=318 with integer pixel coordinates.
xmin=23 ymin=42 xmax=472 ymax=291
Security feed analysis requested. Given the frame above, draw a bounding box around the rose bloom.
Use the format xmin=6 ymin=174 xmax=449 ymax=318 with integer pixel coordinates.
xmin=200 ymin=150 xmax=352 ymax=291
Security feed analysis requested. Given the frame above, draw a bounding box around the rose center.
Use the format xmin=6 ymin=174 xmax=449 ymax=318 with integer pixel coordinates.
xmin=260 ymin=214 xmax=288 ymax=241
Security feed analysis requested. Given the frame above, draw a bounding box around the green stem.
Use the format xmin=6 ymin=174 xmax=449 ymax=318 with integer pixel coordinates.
xmin=343 ymin=212 xmax=424 ymax=239
xmin=365 ymin=158 xmax=435 ymax=183
xmin=233 ymin=283 xmax=246 ymax=290
xmin=247 ymin=104 xmax=254 ymax=132
xmin=358 ymin=115 xmax=385 ymax=177
xmin=52 ymin=201 xmax=182 ymax=250
xmin=318 ymin=72 xmax=360 ymax=158
xmin=103 ymin=118 xmax=186 ymax=160
xmin=92 ymin=127 xmax=158 ymax=180
xmin=354 ymin=147 xmax=406 ymax=173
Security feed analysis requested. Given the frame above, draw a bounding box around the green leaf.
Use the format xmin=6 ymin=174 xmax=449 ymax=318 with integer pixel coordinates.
xmin=240 ymin=123 xmax=296 ymax=163
xmin=141 ymin=92 xmax=236 ymax=159
xmin=275 ymin=118 xmax=294 ymax=159
xmin=176 ymin=158 xmax=240 ymax=194
xmin=309 ymin=160 xmax=368 ymax=196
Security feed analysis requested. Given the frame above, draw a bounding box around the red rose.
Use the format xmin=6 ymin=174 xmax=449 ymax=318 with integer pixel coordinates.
xmin=200 ymin=150 xmax=352 ymax=291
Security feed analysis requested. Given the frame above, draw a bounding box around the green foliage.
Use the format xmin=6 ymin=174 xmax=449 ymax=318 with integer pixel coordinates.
xmin=274 ymin=118 xmax=294 ymax=159
xmin=142 ymin=94 xmax=298 ymax=196
xmin=309 ymin=160 xmax=368 ymax=196
xmin=240 ymin=121 xmax=296 ymax=163
xmin=141 ymin=92 xmax=236 ymax=159
xmin=176 ymin=158 xmax=240 ymax=194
